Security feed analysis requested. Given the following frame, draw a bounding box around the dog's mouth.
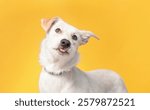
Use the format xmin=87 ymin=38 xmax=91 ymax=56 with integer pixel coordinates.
xmin=55 ymin=47 xmax=69 ymax=55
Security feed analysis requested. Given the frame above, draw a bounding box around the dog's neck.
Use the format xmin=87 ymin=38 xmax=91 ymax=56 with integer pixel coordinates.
xmin=43 ymin=67 xmax=69 ymax=76
xmin=40 ymin=50 xmax=79 ymax=75
xmin=43 ymin=55 xmax=78 ymax=75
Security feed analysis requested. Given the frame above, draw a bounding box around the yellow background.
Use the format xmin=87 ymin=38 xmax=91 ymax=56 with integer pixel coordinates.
xmin=0 ymin=0 xmax=150 ymax=92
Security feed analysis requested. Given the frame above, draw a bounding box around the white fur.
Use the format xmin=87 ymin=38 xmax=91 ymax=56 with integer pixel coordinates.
xmin=39 ymin=17 xmax=127 ymax=93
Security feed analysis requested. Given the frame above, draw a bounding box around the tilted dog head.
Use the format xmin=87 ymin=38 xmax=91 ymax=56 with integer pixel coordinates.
xmin=40 ymin=17 xmax=99 ymax=72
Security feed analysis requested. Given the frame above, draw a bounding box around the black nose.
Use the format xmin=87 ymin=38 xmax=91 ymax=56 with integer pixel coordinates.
xmin=60 ymin=39 xmax=71 ymax=48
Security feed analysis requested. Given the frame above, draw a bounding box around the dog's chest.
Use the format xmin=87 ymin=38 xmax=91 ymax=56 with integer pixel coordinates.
xmin=39 ymin=71 xmax=72 ymax=92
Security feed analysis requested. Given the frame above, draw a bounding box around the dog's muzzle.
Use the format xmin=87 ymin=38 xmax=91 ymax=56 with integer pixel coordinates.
xmin=57 ymin=39 xmax=71 ymax=54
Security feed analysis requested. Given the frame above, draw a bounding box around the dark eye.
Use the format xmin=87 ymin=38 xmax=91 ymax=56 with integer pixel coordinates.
xmin=72 ymin=34 xmax=78 ymax=40
xmin=55 ymin=28 xmax=62 ymax=33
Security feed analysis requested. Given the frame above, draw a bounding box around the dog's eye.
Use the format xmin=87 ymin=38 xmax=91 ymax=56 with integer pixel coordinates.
xmin=55 ymin=28 xmax=62 ymax=33
xmin=72 ymin=34 xmax=78 ymax=40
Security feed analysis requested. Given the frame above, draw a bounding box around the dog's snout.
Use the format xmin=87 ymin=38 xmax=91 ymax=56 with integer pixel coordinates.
xmin=60 ymin=39 xmax=71 ymax=48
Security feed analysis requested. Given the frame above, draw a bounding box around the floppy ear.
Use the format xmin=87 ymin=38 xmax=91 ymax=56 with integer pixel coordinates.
xmin=80 ymin=30 xmax=99 ymax=45
xmin=41 ymin=17 xmax=58 ymax=33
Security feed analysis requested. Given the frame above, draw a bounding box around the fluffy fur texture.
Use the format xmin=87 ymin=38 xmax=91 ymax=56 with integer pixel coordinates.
xmin=39 ymin=17 xmax=127 ymax=93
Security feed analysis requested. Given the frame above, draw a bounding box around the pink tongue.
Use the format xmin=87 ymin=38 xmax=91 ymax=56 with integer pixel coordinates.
xmin=60 ymin=48 xmax=66 ymax=52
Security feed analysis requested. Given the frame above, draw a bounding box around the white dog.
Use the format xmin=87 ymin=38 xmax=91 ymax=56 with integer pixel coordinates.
xmin=39 ymin=17 xmax=127 ymax=93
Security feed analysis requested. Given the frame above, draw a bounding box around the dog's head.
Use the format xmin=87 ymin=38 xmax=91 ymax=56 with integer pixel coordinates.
xmin=41 ymin=17 xmax=98 ymax=55
xmin=40 ymin=17 xmax=99 ymax=70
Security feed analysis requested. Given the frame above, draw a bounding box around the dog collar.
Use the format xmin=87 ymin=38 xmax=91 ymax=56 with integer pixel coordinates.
xmin=44 ymin=68 xmax=66 ymax=76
